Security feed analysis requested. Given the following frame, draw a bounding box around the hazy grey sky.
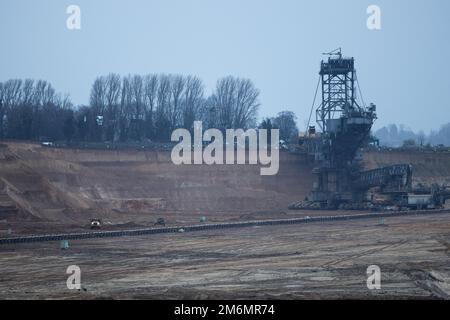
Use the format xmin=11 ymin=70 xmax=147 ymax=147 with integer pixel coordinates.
xmin=1 ymin=0 xmax=449 ymax=132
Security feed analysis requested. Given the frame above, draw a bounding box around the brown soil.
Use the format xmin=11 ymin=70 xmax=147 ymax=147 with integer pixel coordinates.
xmin=1 ymin=142 xmax=450 ymax=236
xmin=0 ymin=142 xmax=314 ymax=235
xmin=1 ymin=142 xmax=450 ymax=299
xmin=1 ymin=213 xmax=449 ymax=299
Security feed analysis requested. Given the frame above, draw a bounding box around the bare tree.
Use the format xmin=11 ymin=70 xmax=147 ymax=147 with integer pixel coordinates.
xmin=210 ymin=76 xmax=259 ymax=130
xmin=42 ymin=82 xmax=56 ymax=106
xmin=0 ymin=78 xmax=71 ymax=140
xmin=143 ymin=74 xmax=158 ymax=139
xmin=2 ymin=79 xmax=23 ymax=107
xmin=182 ymin=75 xmax=204 ymax=132
xmin=130 ymin=75 xmax=144 ymax=119
xmin=119 ymin=76 xmax=133 ymax=141
xmin=90 ymin=76 xmax=107 ymax=115
xmin=22 ymin=79 xmax=35 ymax=106
xmin=272 ymin=111 xmax=299 ymax=143
xmin=211 ymin=76 xmax=236 ymax=130
xmin=105 ymin=74 xmax=121 ymax=111
xmin=104 ymin=73 xmax=121 ymax=141
xmin=169 ymin=75 xmax=185 ymax=130
xmin=129 ymin=75 xmax=145 ymax=140
xmin=233 ymin=78 xmax=259 ymax=129
xmin=155 ymin=74 xmax=172 ymax=140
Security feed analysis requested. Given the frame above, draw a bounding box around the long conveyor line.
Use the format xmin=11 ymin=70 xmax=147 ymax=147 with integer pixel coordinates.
xmin=1 ymin=208 xmax=450 ymax=245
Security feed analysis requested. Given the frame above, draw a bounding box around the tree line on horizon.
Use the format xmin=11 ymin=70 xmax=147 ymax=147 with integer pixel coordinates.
xmin=374 ymin=124 xmax=450 ymax=148
xmin=3 ymin=76 xmax=448 ymax=148
xmin=0 ymin=75 xmax=299 ymax=144
xmin=0 ymin=74 xmax=258 ymax=142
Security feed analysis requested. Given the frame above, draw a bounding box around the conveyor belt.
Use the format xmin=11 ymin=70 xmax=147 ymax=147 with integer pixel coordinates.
xmin=1 ymin=209 xmax=450 ymax=245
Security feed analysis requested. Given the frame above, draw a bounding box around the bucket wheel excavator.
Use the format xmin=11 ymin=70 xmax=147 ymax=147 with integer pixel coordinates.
xmin=292 ymin=49 xmax=448 ymax=210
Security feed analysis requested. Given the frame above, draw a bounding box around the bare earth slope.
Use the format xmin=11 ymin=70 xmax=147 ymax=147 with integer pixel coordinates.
xmin=2 ymin=142 xmax=450 ymax=235
xmin=0 ymin=142 xmax=314 ymax=233
xmin=1 ymin=142 xmax=450 ymax=299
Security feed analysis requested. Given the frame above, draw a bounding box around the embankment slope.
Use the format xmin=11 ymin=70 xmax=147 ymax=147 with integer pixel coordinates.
xmin=2 ymin=142 xmax=450 ymax=234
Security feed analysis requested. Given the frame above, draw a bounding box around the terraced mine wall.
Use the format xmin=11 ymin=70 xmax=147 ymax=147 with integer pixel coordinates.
xmin=1 ymin=142 xmax=450 ymax=228
xmin=0 ymin=142 xmax=314 ymax=225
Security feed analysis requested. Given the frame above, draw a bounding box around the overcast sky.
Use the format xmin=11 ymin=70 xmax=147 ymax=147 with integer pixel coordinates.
xmin=1 ymin=0 xmax=449 ymax=132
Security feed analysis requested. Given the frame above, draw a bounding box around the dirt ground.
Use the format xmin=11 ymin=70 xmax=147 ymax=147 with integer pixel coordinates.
xmin=1 ymin=213 xmax=450 ymax=299
xmin=0 ymin=141 xmax=315 ymax=235
xmin=2 ymin=142 xmax=450 ymax=236
xmin=1 ymin=142 xmax=450 ymax=299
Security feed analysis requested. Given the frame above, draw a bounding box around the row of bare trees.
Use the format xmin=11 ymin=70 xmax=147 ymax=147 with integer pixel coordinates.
xmin=88 ymin=73 xmax=206 ymax=141
xmin=0 ymin=74 xmax=260 ymax=142
xmin=0 ymin=79 xmax=72 ymax=140
xmin=83 ymin=73 xmax=260 ymax=142
xmin=207 ymin=76 xmax=260 ymax=130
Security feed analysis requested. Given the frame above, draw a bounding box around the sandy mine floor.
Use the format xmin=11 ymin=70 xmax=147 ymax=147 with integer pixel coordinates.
xmin=1 ymin=213 xmax=450 ymax=299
